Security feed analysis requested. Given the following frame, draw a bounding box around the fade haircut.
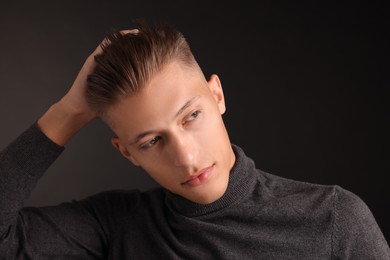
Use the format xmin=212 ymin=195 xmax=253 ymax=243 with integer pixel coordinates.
xmin=86 ymin=20 xmax=199 ymax=116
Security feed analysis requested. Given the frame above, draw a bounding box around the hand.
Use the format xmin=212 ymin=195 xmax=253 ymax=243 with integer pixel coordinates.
xmin=37 ymin=44 xmax=102 ymax=146
xmin=38 ymin=29 xmax=138 ymax=146
xmin=58 ymin=44 xmax=102 ymax=123
xmin=59 ymin=29 xmax=139 ymax=121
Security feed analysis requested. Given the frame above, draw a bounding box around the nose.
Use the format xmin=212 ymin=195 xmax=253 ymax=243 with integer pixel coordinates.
xmin=168 ymin=131 xmax=199 ymax=168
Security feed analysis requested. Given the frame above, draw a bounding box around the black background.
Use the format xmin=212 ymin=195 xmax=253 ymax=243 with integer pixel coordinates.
xmin=0 ymin=1 xmax=388 ymax=242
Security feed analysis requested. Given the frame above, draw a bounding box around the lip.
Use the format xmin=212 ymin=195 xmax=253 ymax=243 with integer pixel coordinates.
xmin=182 ymin=164 xmax=215 ymax=187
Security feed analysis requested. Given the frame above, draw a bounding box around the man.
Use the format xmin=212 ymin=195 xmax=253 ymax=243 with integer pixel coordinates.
xmin=0 ymin=21 xmax=389 ymax=259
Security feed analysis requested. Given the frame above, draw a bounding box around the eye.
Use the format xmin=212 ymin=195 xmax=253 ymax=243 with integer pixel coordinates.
xmin=186 ymin=110 xmax=201 ymax=122
xmin=142 ymin=136 xmax=162 ymax=149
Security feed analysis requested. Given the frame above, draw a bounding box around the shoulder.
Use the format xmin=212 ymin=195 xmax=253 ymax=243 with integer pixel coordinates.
xmin=258 ymin=170 xmax=336 ymax=203
xmin=331 ymin=185 xmax=390 ymax=258
xmin=332 ymin=185 xmax=375 ymax=237
xmin=254 ymin=170 xmax=338 ymax=229
xmin=257 ymin=171 xmax=390 ymax=257
xmin=333 ymin=185 xmax=368 ymax=219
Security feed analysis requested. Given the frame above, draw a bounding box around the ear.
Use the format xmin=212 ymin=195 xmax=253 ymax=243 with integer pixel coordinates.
xmin=111 ymin=137 xmax=140 ymax=166
xmin=207 ymin=74 xmax=226 ymax=114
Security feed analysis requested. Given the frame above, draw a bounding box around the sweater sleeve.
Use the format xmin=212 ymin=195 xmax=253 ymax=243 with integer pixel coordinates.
xmin=331 ymin=185 xmax=390 ymax=259
xmin=0 ymin=123 xmax=108 ymax=259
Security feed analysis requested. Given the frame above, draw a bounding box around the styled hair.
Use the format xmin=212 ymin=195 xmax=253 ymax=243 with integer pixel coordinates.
xmin=86 ymin=20 xmax=199 ymax=115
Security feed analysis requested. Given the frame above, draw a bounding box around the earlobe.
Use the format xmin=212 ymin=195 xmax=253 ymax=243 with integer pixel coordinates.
xmin=111 ymin=137 xmax=140 ymax=166
xmin=208 ymin=74 xmax=226 ymax=114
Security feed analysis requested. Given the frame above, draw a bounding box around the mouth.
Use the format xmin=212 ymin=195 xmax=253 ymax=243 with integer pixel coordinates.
xmin=182 ymin=164 xmax=215 ymax=187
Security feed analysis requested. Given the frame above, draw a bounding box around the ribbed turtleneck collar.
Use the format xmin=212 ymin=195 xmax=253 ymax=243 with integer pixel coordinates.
xmin=164 ymin=144 xmax=258 ymax=217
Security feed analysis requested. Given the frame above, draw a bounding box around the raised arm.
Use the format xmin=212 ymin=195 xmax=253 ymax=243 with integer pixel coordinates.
xmin=37 ymin=44 xmax=101 ymax=146
xmin=37 ymin=29 xmax=138 ymax=145
xmin=0 ymin=30 xmax=141 ymax=259
xmin=0 ymin=42 xmax=106 ymax=259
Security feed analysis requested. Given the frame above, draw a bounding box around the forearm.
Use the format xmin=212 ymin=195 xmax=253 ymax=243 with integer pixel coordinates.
xmin=38 ymin=99 xmax=95 ymax=147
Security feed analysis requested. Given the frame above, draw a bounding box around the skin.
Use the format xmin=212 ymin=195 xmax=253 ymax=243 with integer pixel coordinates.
xmin=38 ymin=32 xmax=235 ymax=205
xmin=109 ymin=61 xmax=236 ymax=204
xmin=38 ymin=29 xmax=138 ymax=145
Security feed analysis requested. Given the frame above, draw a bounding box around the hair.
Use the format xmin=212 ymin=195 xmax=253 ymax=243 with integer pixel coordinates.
xmin=86 ymin=20 xmax=200 ymax=116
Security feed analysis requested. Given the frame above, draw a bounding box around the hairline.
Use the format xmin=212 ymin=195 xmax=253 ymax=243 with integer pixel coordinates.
xmin=99 ymin=59 xmax=204 ymax=129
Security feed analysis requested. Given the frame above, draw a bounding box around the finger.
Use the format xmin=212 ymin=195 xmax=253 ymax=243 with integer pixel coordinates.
xmin=92 ymin=29 xmax=139 ymax=55
xmin=120 ymin=29 xmax=139 ymax=35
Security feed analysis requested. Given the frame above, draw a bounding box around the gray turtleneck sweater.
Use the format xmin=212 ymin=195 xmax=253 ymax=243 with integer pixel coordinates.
xmin=0 ymin=123 xmax=389 ymax=259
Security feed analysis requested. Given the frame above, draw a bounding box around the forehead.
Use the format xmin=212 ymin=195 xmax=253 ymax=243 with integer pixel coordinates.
xmin=106 ymin=62 xmax=208 ymax=134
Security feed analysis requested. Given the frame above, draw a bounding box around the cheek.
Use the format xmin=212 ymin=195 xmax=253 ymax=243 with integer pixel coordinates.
xmin=133 ymin=148 xmax=173 ymax=173
xmin=203 ymin=114 xmax=226 ymax=139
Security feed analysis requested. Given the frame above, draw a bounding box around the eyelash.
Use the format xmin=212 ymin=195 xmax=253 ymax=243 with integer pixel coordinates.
xmin=185 ymin=110 xmax=201 ymax=123
xmin=143 ymin=136 xmax=162 ymax=149
xmin=141 ymin=110 xmax=202 ymax=150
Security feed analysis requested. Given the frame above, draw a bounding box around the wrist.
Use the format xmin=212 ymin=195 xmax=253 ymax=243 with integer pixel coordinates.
xmin=38 ymin=101 xmax=94 ymax=146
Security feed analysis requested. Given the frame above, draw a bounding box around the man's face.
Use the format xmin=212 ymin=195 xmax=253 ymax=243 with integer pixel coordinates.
xmin=107 ymin=61 xmax=235 ymax=204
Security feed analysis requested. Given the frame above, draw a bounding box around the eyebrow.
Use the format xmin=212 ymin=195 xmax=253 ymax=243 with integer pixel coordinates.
xmin=173 ymin=95 xmax=199 ymax=120
xmin=130 ymin=96 xmax=200 ymax=146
